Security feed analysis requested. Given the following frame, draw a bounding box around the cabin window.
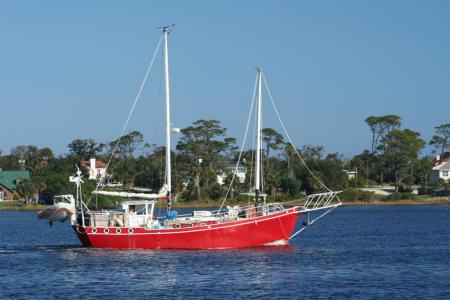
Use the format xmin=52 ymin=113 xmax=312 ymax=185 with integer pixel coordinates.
xmin=135 ymin=205 xmax=146 ymax=215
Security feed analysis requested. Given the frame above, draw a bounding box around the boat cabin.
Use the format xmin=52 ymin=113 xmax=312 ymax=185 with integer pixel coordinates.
xmin=122 ymin=200 xmax=156 ymax=228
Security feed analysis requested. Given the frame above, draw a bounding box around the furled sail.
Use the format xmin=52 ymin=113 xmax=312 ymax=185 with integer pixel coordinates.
xmin=92 ymin=185 xmax=168 ymax=199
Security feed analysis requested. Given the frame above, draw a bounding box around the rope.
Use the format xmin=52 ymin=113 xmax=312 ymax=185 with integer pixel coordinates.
xmin=93 ymin=36 xmax=163 ymax=196
xmin=217 ymin=73 xmax=259 ymax=213
xmin=289 ymin=206 xmax=337 ymax=239
xmin=262 ymin=73 xmax=332 ymax=192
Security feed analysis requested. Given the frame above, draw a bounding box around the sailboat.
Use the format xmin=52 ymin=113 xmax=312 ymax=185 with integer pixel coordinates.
xmin=38 ymin=26 xmax=341 ymax=249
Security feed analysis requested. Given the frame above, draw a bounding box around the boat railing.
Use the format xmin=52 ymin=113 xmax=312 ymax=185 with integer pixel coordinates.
xmin=211 ymin=203 xmax=286 ymax=219
xmin=163 ymin=203 xmax=285 ymax=221
xmin=301 ymin=191 xmax=342 ymax=212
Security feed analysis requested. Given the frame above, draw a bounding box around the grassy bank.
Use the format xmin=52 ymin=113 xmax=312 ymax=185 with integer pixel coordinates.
xmin=0 ymin=201 xmax=47 ymax=211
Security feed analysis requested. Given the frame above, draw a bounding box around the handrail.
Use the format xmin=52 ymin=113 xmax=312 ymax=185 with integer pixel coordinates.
xmin=302 ymin=191 xmax=342 ymax=212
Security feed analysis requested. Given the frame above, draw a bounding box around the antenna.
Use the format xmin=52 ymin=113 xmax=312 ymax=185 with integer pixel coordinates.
xmin=158 ymin=23 xmax=175 ymax=33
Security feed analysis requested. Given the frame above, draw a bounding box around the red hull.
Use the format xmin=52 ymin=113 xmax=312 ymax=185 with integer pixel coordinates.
xmin=74 ymin=207 xmax=301 ymax=249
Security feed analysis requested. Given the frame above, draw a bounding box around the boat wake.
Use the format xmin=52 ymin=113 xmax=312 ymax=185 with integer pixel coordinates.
xmin=0 ymin=245 xmax=82 ymax=255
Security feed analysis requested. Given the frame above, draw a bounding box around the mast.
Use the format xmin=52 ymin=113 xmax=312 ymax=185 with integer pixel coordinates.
xmin=255 ymin=68 xmax=262 ymax=209
xmin=162 ymin=25 xmax=172 ymax=211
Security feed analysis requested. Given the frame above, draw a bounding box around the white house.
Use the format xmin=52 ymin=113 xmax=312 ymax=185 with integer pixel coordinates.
xmin=217 ymin=162 xmax=247 ymax=185
xmin=80 ymin=158 xmax=107 ymax=181
xmin=343 ymin=169 xmax=357 ymax=180
xmin=431 ymin=155 xmax=450 ymax=183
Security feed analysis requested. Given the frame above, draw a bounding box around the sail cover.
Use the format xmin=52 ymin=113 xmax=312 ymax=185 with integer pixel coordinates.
xmin=92 ymin=191 xmax=162 ymax=199
xmin=92 ymin=185 xmax=168 ymax=199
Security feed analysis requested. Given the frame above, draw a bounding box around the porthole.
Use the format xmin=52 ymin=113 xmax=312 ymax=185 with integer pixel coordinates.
xmin=104 ymin=228 xmax=109 ymax=234
xmin=116 ymin=228 xmax=121 ymax=233
xmin=92 ymin=227 xmax=97 ymax=233
xmin=201 ymin=223 xmax=206 ymax=227
xmin=128 ymin=228 xmax=134 ymax=234
xmin=175 ymin=224 xmax=181 ymax=228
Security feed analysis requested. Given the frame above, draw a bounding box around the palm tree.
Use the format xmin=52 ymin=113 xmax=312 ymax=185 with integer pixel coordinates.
xmin=16 ymin=179 xmax=38 ymax=204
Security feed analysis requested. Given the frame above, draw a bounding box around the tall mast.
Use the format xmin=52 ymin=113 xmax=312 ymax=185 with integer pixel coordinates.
xmin=162 ymin=25 xmax=172 ymax=211
xmin=255 ymin=68 xmax=262 ymax=208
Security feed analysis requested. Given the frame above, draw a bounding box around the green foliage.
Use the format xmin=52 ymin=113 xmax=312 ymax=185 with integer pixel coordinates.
xmin=109 ymin=131 xmax=144 ymax=159
xmin=16 ymin=179 xmax=36 ymax=202
xmin=429 ymin=123 xmax=450 ymax=155
xmin=207 ymin=183 xmax=224 ymax=200
xmin=386 ymin=192 xmax=417 ymax=200
xmin=176 ymin=119 xmax=235 ymax=199
xmin=68 ymin=139 xmax=104 ymax=160
xmin=365 ymin=115 xmax=401 ymax=153
xmin=262 ymin=128 xmax=284 ymax=158
xmin=340 ymin=188 xmax=375 ymax=201
xmin=2 ymin=113 xmax=446 ymax=206
xmin=377 ymin=129 xmax=425 ymax=191
xmin=279 ymin=176 xmax=301 ymax=197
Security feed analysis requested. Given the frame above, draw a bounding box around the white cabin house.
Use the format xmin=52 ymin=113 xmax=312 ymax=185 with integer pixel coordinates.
xmin=431 ymin=155 xmax=450 ymax=183
xmin=343 ymin=169 xmax=357 ymax=180
xmin=217 ymin=161 xmax=247 ymax=185
xmin=80 ymin=158 xmax=107 ymax=181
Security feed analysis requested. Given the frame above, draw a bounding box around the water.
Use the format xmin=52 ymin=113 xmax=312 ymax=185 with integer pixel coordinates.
xmin=1 ymin=206 xmax=449 ymax=299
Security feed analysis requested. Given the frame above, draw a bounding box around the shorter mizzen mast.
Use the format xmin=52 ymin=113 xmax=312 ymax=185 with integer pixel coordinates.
xmin=255 ymin=68 xmax=263 ymax=209
xmin=162 ymin=24 xmax=173 ymax=212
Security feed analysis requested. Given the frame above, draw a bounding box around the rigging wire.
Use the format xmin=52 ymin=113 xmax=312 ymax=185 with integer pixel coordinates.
xmin=92 ymin=36 xmax=163 ymax=197
xmin=262 ymin=73 xmax=332 ymax=192
xmin=217 ymin=73 xmax=259 ymax=213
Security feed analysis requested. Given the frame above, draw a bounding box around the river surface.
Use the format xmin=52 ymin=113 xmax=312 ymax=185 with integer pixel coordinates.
xmin=1 ymin=206 xmax=449 ymax=299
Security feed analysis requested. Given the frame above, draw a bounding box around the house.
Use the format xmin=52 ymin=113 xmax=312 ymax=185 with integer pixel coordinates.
xmin=0 ymin=170 xmax=31 ymax=200
xmin=80 ymin=158 xmax=107 ymax=181
xmin=217 ymin=161 xmax=247 ymax=185
xmin=431 ymin=155 xmax=450 ymax=183
xmin=343 ymin=169 xmax=357 ymax=180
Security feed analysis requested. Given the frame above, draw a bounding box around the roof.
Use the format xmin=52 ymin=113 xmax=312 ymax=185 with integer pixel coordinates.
xmin=80 ymin=160 xmax=107 ymax=169
xmin=122 ymin=200 xmax=157 ymax=206
xmin=433 ymin=160 xmax=450 ymax=171
xmin=0 ymin=170 xmax=31 ymax=191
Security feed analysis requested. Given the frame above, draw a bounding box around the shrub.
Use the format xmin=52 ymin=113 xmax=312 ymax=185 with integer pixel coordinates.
xmin=386 ymin=192 xmax=417 ymax=200
xmin=340 ymin=188 xmax=358 ymax=201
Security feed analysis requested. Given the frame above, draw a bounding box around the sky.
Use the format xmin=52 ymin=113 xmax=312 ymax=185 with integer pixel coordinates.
xmin=1 ymin=0 xmax=449 ymax=158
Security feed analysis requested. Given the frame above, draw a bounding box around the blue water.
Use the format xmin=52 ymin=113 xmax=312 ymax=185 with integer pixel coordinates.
xmin=1 ymin=206 xmax=449 ymax=299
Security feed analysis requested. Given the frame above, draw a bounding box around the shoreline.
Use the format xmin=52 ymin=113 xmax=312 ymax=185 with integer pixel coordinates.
xmin=2 ymin=197 xmax=450 ymax=211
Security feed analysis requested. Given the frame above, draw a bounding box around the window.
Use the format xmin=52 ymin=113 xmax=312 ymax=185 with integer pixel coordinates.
xmin=135 ymin=205 xmax=146 ymax=215
xmin=0 ymin=191 xmax=4 ymax=200
xmin=443 ymin=171 xmax=449 ymax=177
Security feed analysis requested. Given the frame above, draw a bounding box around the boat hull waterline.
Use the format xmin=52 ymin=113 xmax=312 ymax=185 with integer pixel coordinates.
xmin=74 ymin=207 xmax=301 ymax=249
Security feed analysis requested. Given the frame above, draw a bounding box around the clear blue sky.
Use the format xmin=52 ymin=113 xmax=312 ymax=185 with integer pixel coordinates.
xmin=1 ymin=0 xmax=449 ymax=157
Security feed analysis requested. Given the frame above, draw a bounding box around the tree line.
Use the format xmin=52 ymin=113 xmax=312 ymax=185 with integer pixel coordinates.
xmin=1 ymin=117 xmax=449 ymax=204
